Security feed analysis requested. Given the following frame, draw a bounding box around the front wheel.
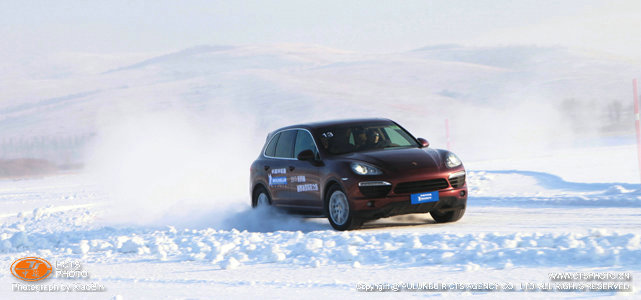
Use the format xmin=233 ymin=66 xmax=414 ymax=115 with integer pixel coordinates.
xmin=325 ymin=184 xmax=362 ymax=231
xmin=430 ymin=207 xmax=465 ymax=223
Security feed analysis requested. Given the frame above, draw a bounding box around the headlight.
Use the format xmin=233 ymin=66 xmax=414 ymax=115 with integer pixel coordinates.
xmin=445 ymin=152 xmax=462 ymax=168
xmin=350 ymin=162 xmax=382 ymax=175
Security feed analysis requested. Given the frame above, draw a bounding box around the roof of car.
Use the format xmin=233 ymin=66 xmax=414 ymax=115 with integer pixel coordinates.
xmin=276 ymin=118 xmax=395 ymax=131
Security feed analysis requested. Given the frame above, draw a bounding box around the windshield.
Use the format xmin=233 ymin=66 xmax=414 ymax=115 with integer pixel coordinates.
xmin=317 ymin=122 xmax=420 ymax=155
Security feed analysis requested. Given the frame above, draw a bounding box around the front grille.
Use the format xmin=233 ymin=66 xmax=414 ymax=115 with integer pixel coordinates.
xmin=394 ymin=178 xmax=449 ymax=194
xmin=359 ymin=185 xmax=392 ymax=197
xmin=449 ymin=174 xmax=466 ymax=188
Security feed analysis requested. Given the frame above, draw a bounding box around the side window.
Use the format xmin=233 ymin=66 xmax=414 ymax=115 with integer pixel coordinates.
xmin=264 ymin=132 xmax=280 ymax=157
xmin=274 ymin=130 xmax=296 ymax=158
xmin=294 ymin=130 xmax=317 ymax=158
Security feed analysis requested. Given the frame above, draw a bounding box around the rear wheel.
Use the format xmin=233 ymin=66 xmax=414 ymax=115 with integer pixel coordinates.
xmin=325 ymin=184 xmax=362 ymax=231
xmin=430 ymin=207 xmax=465 ymax=223
xmin=252 ymin=186 xmax=271 ymax=208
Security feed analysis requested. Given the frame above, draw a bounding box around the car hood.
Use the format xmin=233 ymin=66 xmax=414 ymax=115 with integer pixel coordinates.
xmin=343 ymin=147 xmax=443 ymax=173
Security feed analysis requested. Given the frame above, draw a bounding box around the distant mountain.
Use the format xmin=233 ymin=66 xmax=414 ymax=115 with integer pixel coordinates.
xmin=0 ymin=44 xmax=638 ymax=162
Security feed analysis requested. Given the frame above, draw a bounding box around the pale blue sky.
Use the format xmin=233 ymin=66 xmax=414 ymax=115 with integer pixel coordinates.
xmin=1 ymin=0 xmax=639 ymax=58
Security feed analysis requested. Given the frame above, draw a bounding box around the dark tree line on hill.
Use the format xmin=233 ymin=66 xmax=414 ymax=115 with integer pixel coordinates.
xmin=559 ymin=98 xmax=635 ymax=136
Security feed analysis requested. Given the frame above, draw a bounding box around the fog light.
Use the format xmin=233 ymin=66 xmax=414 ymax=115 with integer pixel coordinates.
xmin=460 ymin=190 xmax=466 ymax=197
xmin=367 ymin=201 xmax=374 ymax=207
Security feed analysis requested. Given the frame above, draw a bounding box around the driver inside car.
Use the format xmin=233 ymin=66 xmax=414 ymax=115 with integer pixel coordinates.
xmin=366 ymin=128 xmax=388 ymax=149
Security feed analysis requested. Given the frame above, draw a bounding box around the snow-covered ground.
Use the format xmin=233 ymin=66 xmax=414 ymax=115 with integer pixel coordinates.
xmin=1 ymin=144 xmax=640 ymax=299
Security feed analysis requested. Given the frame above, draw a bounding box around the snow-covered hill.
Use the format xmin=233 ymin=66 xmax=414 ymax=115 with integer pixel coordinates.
xmin=1 ymin=44 xmax=638 ymax=165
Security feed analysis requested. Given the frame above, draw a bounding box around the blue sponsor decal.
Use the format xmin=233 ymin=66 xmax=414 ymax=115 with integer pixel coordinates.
xmin=269 ymin=175 xmax=287 ymax=186
xmin=411 ymin=191 xmax=439 ymax=204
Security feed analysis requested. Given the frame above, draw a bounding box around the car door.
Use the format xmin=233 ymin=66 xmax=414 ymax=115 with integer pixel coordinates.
xmin=264 ymin=130 xmax=296 ymax=206
xmin=287 ymin=129 xmax=322 ymax=209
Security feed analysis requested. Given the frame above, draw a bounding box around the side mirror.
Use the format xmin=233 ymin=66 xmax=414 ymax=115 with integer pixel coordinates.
xmin=297 ymin=149 xmax=316 ymax=161
xmin=417 ymin=138 xmax=429 ymax=148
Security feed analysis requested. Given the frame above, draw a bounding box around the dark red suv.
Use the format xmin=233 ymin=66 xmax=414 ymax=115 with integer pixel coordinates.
xmin=250 ymin=118 xmax=467 ymax=230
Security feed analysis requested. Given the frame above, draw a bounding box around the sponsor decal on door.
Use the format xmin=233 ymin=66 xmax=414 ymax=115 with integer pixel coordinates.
xmin=297 ymin=184 xmax=318 ymax=192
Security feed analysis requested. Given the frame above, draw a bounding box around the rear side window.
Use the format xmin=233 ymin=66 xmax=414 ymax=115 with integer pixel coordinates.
xmin=264 ymin=132 xmax=280 ymax=157
xmin=274 ymin=130 xmax=296 ymax=158
xmin=294 ymin=130 xmax=317 ymax=158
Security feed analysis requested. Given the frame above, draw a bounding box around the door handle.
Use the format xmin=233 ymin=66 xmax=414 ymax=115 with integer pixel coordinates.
xmin=264 ymin=165 xmax=270 ymax=171
xmin=289 ymin=166 xmax=295 ymax=171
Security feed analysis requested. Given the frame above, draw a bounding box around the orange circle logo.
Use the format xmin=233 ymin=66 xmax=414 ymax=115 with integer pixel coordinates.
xmin=10 ymin=257 xmax=53 ymax=281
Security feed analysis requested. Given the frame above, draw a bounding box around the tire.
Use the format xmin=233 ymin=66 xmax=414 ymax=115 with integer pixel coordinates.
xmin=252 ymin=186 xmax=271 ymax=208
xmin=430 ymin=207 xmax=465 ymax=223
xmin=324 ymin=184 xmax=362 ymax=231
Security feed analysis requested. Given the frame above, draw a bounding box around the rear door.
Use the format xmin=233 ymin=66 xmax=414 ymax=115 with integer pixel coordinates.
xmin=264 ymin=130 xmax=296 ymax=206
xmin=287 ymin=130 xmax=322 ymax=209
